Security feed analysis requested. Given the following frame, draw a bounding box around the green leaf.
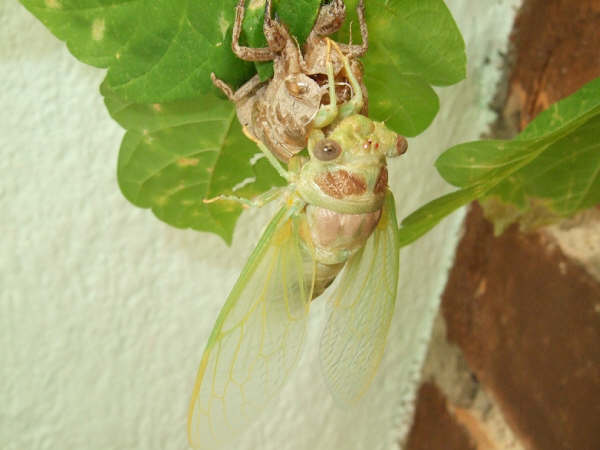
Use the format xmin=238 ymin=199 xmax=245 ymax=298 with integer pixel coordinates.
xmin=398 ymin=142 xmax=537 ymax=247
xmin=242 ymin=0 xmax=322 ymax=80
xmin=488 ymin=116 xmax=600 ymax=219
xmin=102 ymin=83 xmax=286 ymax=244
xmin=398 ymin=185 xmax=484 ymax=247
xmin=518 ymin=77 xmax=600 ymax=140
xmin=336 ymin=0 xmax=465 ymax=136
xmin=20 ymin=0 xmax=321 ymax=103
xmin=477 ymin=78 xmax=600 ymax=231
xmin=20 ymin=0 xmax=254 ymax=102
xmin=19 ymin=0 xmax=143 ymax=68
xmin=365 ymin=0 xmax=466 ymax=86
xmin=435 ymin=139 xmax=542 ymax=188
xmin=399 ymin=77 xmax=600 ymax=243
xmin=22 ymin=0 xmax=465 ymax=129
xmin=365 ymin=55 xmax=440 ymax=137
xmin=104 ymin=0 xmax=256 ymax=103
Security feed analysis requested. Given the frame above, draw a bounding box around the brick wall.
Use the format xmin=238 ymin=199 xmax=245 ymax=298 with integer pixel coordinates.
xmin=404 ymin=1 xmax=600 ymax=448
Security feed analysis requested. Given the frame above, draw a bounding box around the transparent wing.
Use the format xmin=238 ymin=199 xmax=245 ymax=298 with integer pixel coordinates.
xmin=320 ymin=191 xmax=400 ymax=405
xmin=188 ymin=205 xmax=316 ymax=449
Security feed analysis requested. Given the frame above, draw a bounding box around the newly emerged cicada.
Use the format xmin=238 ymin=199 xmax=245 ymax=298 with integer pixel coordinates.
xmin=189 ymin=1 xmax=408 ymax=448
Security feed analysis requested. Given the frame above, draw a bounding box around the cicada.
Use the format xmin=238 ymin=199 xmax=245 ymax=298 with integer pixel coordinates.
xmin=188 ymin=1 xmax=408 ymax=448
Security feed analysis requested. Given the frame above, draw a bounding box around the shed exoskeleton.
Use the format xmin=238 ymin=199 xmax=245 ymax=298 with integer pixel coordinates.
xmin=211 ymin=0 xmax=369 ymax=162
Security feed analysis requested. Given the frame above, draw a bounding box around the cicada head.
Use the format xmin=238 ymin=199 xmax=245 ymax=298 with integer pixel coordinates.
xmin=297 ymin=114 xmax=407 ymax=214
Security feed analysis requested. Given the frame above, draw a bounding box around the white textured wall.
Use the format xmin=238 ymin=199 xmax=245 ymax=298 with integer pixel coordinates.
xmin=1 ymin=1 xmax=520 ymax=448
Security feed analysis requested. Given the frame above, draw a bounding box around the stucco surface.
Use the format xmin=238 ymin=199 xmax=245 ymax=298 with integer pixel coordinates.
xmin=1 ymin=1 xmax=520 ymax=448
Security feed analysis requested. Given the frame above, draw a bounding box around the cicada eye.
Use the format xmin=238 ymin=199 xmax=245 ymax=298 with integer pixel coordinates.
xmin=313 ymin=139 xmax=342 ymax=161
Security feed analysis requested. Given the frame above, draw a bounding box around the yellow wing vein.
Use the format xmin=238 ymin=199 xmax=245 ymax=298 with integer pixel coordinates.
xmin=189 ymin=206 xmax=318 ymax=448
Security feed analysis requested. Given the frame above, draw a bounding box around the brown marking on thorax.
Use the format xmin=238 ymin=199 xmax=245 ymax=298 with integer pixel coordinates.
xmin=374 ymin=166 xmax=388 ymax=194
xmin=315 ymin=170 xmax=367 ymax=198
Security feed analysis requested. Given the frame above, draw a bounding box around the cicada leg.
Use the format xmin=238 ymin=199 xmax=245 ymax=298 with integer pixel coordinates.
xmin=262 ymin=0 xmax=290 ymax=53
xmin=311 ymin=40 xmax=339 ymax=129
xmin=203 ymin=186 xmax=285 ymax=208
xmin=210 ymin=73 xmax=262 ymax=103
xmin=331 ymin=41 xmax=364 ymax=119
xmin=232 ymin=0 xmax=277 ymax=61
xmin=242 ymin=127 xmax=291 ymax=182
xmin=312 ymin=0 xmax=347 ymax=37
xmin=338 ymin=0 xmax=368 ymax=58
